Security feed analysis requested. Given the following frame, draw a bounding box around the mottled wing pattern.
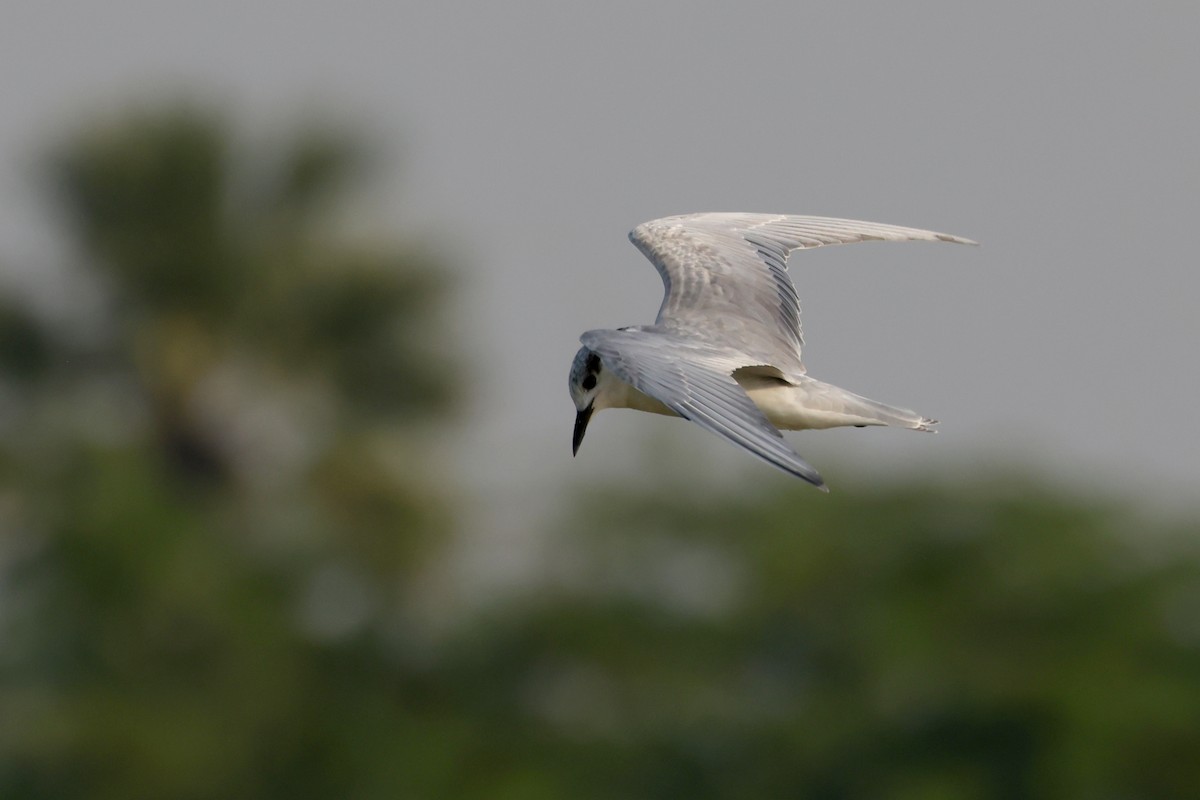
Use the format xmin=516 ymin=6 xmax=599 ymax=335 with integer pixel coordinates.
xmin=629 ymin=213 xmax=976 ymax=375
xmin=581 ymin=328 xmax=826 ymax=489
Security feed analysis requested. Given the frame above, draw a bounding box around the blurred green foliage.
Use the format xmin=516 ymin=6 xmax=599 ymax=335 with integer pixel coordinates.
xmin=471 ymin=481 xmax=1200 ymax=799
xmin=0 ymin=107 xmax=458 ymax=799
xmin=1 ymin=106 xmax=1198 ymax=799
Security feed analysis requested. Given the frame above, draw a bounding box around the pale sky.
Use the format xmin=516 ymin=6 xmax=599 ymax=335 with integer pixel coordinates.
xmin=3 ymin=3 xmax=1199 ymax=528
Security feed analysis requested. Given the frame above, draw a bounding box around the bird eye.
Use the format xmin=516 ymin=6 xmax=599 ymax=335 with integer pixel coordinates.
xmin=582 ymin=375 xmax=597 ymax=391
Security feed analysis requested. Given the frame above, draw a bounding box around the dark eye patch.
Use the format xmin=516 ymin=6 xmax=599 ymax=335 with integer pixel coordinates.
xmin=582 ymin=375 xmax=597 ymax=391
xmin=585 ymin=353 xmax=600 ymax=373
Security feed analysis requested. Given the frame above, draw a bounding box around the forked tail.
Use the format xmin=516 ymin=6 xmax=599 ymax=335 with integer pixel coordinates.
xmin=740 ymin=373 xmax=938 ymax=432
xmin=823 ymin=381 xmax=937 ymax=432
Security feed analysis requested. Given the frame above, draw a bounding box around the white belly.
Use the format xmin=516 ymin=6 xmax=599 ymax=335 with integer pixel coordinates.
xmin=741 ymin=384 xmax=877 ymax=430
xmin=738 ymin=374 xmax=928 ymax=432
xmin=604 ymin=370 xmax=930 ymax=432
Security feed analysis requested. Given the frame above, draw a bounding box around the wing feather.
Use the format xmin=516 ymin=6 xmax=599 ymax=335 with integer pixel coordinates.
xmin=629 ymin=213 xmax=975 ymax=375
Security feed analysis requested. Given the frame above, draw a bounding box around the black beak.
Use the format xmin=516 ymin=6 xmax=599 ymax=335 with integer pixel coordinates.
xmin=572 ymin=403 xmax=594 ymax=456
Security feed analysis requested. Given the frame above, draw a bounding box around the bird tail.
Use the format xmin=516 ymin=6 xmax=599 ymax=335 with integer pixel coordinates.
xmin=743 ymin=374 xmax=937 ymax=432
xmin=814 ymin=380 xmax=937 ymax=432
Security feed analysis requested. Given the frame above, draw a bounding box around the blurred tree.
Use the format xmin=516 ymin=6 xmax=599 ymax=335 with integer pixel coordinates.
xmin=442 ymin=478 xmax=1200 ymax=800
xmin=0 ymin=107 xmax=459 ymax=799
xmin=2 ymin=105 xmax=1199 ymax=800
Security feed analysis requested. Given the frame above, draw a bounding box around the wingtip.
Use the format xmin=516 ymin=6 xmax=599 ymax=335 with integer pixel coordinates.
xmin=801 ymin=468 xmax=829 ymax=492
xmin=937 ymin=233 xmax=979 ymax=246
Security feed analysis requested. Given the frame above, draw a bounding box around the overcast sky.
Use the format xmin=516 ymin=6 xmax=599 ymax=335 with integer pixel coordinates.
xmin=4 ymin=3 xmax=1199 ymax=526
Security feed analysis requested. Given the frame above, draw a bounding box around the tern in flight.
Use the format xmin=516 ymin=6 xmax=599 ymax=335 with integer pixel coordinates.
xmin=567 ymin=213 xmax=975 ymax=491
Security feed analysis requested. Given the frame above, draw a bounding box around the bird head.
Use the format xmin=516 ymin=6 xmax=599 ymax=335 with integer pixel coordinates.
xmin=567 ymin=347 xmax=603 ymax=455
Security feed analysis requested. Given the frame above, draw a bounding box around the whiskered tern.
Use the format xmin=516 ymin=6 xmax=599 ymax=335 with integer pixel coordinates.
xmin=568 ymin=213 xmax=975 ymax=491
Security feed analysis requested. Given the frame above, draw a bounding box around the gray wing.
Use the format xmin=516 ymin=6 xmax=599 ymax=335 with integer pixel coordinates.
xmin=582 ymin=328 xmax=826 ymax=489
xmin=629 ymin=213 xmax=976 ymax=375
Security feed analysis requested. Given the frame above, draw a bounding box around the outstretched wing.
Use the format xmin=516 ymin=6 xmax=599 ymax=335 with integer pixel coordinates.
xmin=629 ymin=213 xmax=976 ymax=375
xmin=581 ymin=328 xmax=826 ymax=489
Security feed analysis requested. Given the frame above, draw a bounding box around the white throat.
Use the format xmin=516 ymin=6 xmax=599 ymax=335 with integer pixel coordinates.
xmin=593 ymin=367 xmax=675 ymax=417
